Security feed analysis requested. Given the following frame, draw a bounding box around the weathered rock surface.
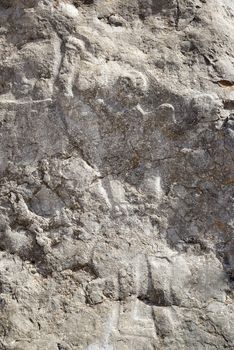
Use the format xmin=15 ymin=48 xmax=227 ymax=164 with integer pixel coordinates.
xmin=0 ymin=0 xmax=234 ymax=349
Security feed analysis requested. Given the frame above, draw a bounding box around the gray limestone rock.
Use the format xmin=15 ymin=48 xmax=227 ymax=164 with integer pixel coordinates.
xmin=0 ymin=0 xmax=233 ymax=349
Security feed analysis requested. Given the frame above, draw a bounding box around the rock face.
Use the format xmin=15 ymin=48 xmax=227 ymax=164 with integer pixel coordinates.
xmin=0 ymin=0 xmax=234 ymax=349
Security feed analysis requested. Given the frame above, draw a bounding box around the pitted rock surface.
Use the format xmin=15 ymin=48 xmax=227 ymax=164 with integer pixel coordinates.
xmin=0 ymin=1 xmax=234 ymax=349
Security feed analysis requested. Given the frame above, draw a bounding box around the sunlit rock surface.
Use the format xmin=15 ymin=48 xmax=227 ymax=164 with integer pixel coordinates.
xmin=0 ymin=0 xmax=233 ymax=349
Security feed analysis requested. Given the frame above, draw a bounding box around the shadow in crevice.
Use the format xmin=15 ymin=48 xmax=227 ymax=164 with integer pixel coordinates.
xmin=150 ymin=0 xmax=175 ymax=15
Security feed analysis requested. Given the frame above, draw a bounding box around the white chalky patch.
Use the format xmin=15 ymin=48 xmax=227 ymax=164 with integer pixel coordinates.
xmin=87 ymin=344 xmax=113 ymax=350
xmin=93 ymin=180 xmax=112 ymax=209
xmin=142 ymin=175 xmax=164 ymax=199
xmin=109 ymin=180 xmax=126 ymax=203
xmin=59 ymin=2 xmax=79 ymax=18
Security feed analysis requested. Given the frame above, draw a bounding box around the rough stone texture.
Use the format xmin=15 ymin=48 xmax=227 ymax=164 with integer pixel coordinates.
xmin=0 ymin=0 xmax=234 ymax=349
